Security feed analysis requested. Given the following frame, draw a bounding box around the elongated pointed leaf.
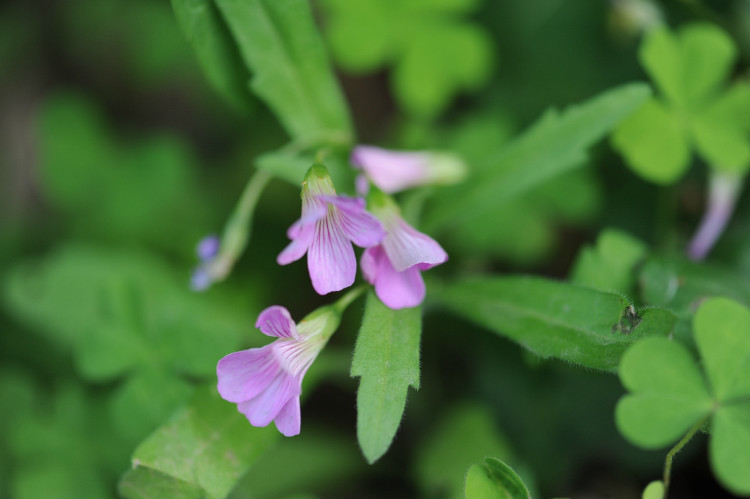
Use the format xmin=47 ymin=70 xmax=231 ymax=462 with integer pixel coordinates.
xmin=424 ymin=83 xmax=651 ymax=232
xmin=432 ymin=276 xmax=674 ymax=371
xmin=351 ymin=292 xmax=422 ymax=463
xmin=214 ymin=0 xmax=352 ymax=143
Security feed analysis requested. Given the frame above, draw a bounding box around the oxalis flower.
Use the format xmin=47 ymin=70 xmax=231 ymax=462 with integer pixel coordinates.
xmin=278 ymin=163 xmax=385 ymax=295
xmin=217 ymin=304 xmax=340 ymax=436
xmin=351 ymin=145 xmax=466 ymax=194
xmin=361 ymin=191 xmax=448 ymax=309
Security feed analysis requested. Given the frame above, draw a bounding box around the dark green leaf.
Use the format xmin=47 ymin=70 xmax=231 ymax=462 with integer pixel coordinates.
xmin=432 ymin=275 xmax=674 ymax=371
xmin=214 ymin=0 xmax=352 ymax=143
xmin=351 ymin=292 xmax=422 ymax=463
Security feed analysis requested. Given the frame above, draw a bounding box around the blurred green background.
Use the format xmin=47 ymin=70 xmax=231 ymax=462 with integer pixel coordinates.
xmin=1 ymin=0 xmax=749 ymax=498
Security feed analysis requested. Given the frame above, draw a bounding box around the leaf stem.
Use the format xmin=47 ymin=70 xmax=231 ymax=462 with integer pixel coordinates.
xmin=662 ymin=416 xmax=708 ymax=498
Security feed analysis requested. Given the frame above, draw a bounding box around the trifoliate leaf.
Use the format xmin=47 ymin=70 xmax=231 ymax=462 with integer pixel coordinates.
xmin=616 ymin=337 xmax=713 ymax=448
xmin=711 ymin=404 xmax=750 ymax=494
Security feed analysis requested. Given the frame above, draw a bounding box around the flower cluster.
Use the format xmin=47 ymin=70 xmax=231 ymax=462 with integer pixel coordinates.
xmin=217 ymin=146 xmax=459 ymax=435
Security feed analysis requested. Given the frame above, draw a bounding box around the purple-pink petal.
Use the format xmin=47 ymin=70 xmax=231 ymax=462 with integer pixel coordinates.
xmin=217 ymin=346 xmax=280 ymax=403
xmin=308 ymin=214 xmax=357 ymax=294
xmin=273 ymin=397 xmax=301 ymax=436
xmin=366 ymin=246 xmax=426 ymax=309
xmin=351 ymin=145 xmax=429 ymax=194
xmin=255 ymin=306 xmax=300 ymax=339
xmin=238 ymin=372 xmax=300 ymax=427
xmin=278 ymin=221 xmax=315 ymax=265
xmin=383 ymin=219 xmax=448 ymax=272
xmin=321 ymin=195 xmax=385 ymax=248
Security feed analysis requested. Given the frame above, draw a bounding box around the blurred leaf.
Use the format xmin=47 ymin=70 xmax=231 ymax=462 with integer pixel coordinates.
xmin=432 ymin=276 xmax=675 ymax=371
xmin=172 ymin=0 xmax=254 ymax=111
xmin=570 ymin=228 xmax=647 ymax=294
xmin=424 ymin=82 xmax=651 ymax=232
xmin=464 ymin=457 xmax=530 ymax=499
xmin=638 ymin=255 xmax=750 ymax=318
xmin=641 ymin=481 xmax=665 ymax=499
xmin=120 ymin=386 xmax=279 ymax=499
xmin=321 ymin=0 xmax=494 ymax=118
xmin=256 ymin=148 xmax=354 ymax=188
xmin=415 ymin=404 xmax=514 ymax=499
xmin=214 ymin=0 xmax=352 ymax=144
xmin=610 ymin=97 xmax=691 ymax=184
xmin=233 ymin=427 xmax=364 ymax=498
xmin=351 ymin=292 xmax=422 ymax=463
xmin=613 ymin=23 xmax=750 ymax=181
xmin=37 ymin=92 xmax=204 ymax=249
xmin=617 ymin=297 xmax=750 ymax=494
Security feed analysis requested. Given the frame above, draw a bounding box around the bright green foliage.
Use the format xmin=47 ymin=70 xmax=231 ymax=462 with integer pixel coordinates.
xmin=351 ymin=292 xmax=422 ymax=463
xmin=616 ymin=297 xmax=750 ymax=495
xmin=570 ymin=228 xmax=647 ymax=294
xmin=424 ymin=83 xmax=651 ymax=233
xmin=38 ymin=93 xmax=204 ymax=249
xmin=432 ymin=276 xmax=675 ymax=371
xmin=256 ymin=148 xmax=354 ymax=188
xmin=213 ymin=0 xmax=352 ymax=144
xmin=119 ymin=386 xmax=279 ymax=499
xmin=612 ymin=24 xmax=750 ymax=183
xmin=642 ymin=481 xmax=665 ymax=499
xmin=320 ymin=0 xmax=493 ymax=118
xmin=465 ymin=457 xmax=530 ymax=499
xmin=172 ymin=0 xmax=254 ymax=111
xmin=415 ymin=404 xmax=515 ymax=499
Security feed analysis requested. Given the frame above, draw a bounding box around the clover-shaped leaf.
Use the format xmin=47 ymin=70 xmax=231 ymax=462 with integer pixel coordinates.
xmin=612 ymin=23 xmax=750 ymax=183
xmin=320 ymin=0 xmax=494 ymax=118
xmin=616 ymin=297 xmax=750 ymax=495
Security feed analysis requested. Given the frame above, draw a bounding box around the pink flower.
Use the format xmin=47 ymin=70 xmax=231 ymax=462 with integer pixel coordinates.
xmin=361 ymin=194 xmax=448 ymax=309
xmin=217 ymin=305 xmax=333 ymax=436
xmin=351 ymin=145 xmax=466 ymax=194
xmin=277 ymin=163 xmax=385 ymax=295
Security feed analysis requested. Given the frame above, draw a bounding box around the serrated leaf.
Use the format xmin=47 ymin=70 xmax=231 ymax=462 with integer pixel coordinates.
xmin=465 ymin=458 xmax=530 ymax=499
xmin=350 ymin=292 xmax=422 ymax=463
xmin=432 ymin=276 xmax=674 ymax=371
xmin=616 ymin=337 xmax=713 ymax=448
xmin=171 ymin=0 xmax=254 ymax=112
xmin=119 ymin=386 xmax=279 ymax=499
xmin=214 ymin=0 xmax=352 ymax=144
xmin=694 ymin=297 xmax=750 ymax=401
xmin=424 ymin=83 xmax=651 ymax=232
xmin=610 ymin=97 xmax=690 ymax=184
xmin=711 ymin=404 xmax=750 ymax=495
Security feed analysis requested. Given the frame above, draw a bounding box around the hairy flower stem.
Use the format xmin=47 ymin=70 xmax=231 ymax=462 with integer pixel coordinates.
xmin=687 ymin=171 xmax=743 ymax=261
xmin=332 ymin=285 xmax=367 ymax=315
xmin=662 ymin=416 xmax=708 ymax=498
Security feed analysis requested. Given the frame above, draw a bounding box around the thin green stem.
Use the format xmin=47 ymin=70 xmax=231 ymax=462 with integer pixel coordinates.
xmin=662 ymin=416 xmax=708 ymax=498
xmin=332 ymin=285 xmax=367 ymax=315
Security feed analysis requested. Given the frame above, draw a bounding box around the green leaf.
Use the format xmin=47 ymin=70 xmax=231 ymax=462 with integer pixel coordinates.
xmin=639 ymin=255 xmax=750 ymax=318
xmin=432 ymin=276 xmax=674 ymax=371
xmin=424 ymin=83 xmax=651 ymax=232
xmin=119 ymin=386 xmax=280 ymax=499
xmin=171 ymin=0 xmax=254 ymax=112
xmin=616 ymin=337 xmax=713 ymax=448
xmin=678 ymin=24 xmax=736 ymax=109
xmin=691 ymin=111 xmax=750 ymax=174
xmin=350 ymin=292 xmax=422 ymax=463
xmin=214 ymin=0 xmax=352 ymax=143
xmin=711 ymin=404 xmax=750 ymax=495
xmin=570 ymin=228 xmax=647 ymax=294
xmin=464 ymin=458 xmax=530 ymax=499
xmin=639 ymin=27 xmax=685 ymax=108
xmin=610 ymin=97 xmax=691 ymax=184
xmin=641 ymin=481 xmax=665 ymax=499
xmin=415 ymin=404 xmax=515 ymax=499
xmin=693 ymin=297 xmax=750 ymax=401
